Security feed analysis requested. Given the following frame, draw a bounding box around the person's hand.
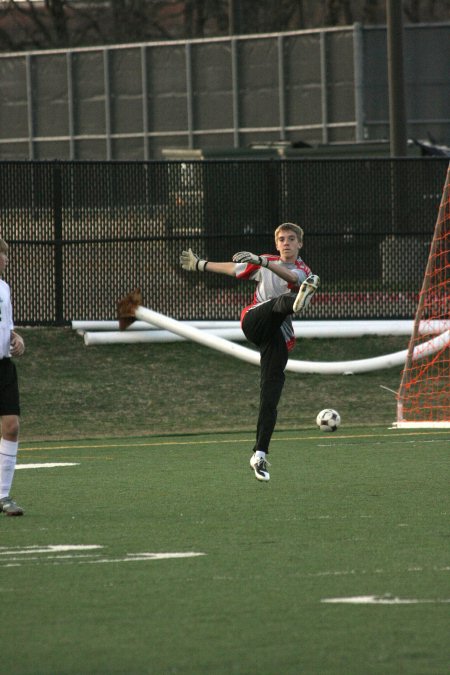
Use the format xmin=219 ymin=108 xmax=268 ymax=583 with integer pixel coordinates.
xmin=180 ymin=249 xmax=207 ymax=272
xmin=293 ymin=274 xmax=320 ymax=313
xmin=232 ymin=251 xmax=269 ymax=268
xmin=10 ymin=331 xmax=25 ymax=357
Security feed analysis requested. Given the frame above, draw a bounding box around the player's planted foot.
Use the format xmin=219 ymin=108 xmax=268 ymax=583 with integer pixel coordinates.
xmin=0 ymin=496 xmax=24 ymax=516
xmin=250 ymin=453 xmax=270 ymax=481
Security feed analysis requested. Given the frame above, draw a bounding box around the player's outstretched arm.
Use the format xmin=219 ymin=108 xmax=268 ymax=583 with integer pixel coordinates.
xmin=180 ymin=249 xmax=236 ymax=276
xmin=232 ymin=251 xmax=270 ymax=267
xmin=233 ymin=251 xmax=300 ymax=284
xmin=180 ymin=248 xmax=208 ymax=271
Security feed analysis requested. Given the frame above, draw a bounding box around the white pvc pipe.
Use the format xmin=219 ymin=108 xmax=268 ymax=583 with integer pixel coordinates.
xmin=84 ymin=328 xmax=245 ymax=345
xmin=135 ymin=305 xmax=262 ymax=365
xmin=412 ymin=329 xmax=450 ymax=358
xmin=84 ymin=324 xmax=450 ymax=347
xmin=124 ymin=305 xmax=450 ymax=375
xmin=74 ymin=318 xmax=450 ymax=337
xmin=73 ymin=320 xmax=240 ymax=332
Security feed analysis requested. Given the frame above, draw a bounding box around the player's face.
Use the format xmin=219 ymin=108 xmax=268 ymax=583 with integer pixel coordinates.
xmin=275 ymin=230 xmax=302 ymax=262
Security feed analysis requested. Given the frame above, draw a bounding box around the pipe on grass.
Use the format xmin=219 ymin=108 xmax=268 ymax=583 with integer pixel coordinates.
xmin=76 ymin=319 xmax=450 ymax=339
xmin=84 ymin=328 xmax=245 ymax=345
xmin=125 ymin=305 xmax=450 ymax=375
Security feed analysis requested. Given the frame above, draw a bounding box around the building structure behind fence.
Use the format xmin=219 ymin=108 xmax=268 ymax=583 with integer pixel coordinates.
xmin=0 ymin=23 xmax=449 ymax=161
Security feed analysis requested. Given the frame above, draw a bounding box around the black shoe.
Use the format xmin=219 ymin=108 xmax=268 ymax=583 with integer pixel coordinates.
xmin=0 ymin=496 xmax=24 ymax=516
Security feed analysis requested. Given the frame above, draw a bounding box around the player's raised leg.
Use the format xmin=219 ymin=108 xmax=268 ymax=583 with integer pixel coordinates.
xmin=293 ymin=274 xmax=320 ymax=313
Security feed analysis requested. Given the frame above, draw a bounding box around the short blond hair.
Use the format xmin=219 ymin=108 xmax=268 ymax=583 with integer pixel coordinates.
xmin=274 ymin=222 xmax=304 ymax=244
xmin=0 ymin=238 xmax=8 ymax=254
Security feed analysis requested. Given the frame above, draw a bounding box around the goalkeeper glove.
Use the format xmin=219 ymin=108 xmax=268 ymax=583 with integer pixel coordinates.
xmin=293 ymin=274 xmax=320 ymax=313
xmin=180 ymin=248 xmax=208 ymax=272
xmin=232 ymin=251 xmax=270 ymax=267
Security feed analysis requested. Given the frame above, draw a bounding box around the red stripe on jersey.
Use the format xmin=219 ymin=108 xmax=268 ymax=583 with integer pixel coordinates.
xmin=234 ymin=255 xmax=279 ymax=280
xmin=237 ymin=255 xmax=311 ymax=350
xmin=286 ymin=336 xmax=296 ymax=352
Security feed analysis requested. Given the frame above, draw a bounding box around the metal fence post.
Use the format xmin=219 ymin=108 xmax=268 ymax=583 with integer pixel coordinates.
xmin=53 ymin=161 xmax=64 ymax=324
xmin=277 ymin=35 xmax=286 ymax=141
xmin=185 ymin=42 xmax=194 ymax=149
xmin=25 ymin=54 xmax=35 ymax=160
xmin=103 ymin=49 xmax=112 ymax=160
xmin=353 ymin=23 xmax=365 ymax=142
xmin=231 ymin=37 xmax=240 ymax=148
xmin=320 ymin=31 xmax=329 ymax=145
xmin=66 ymin=51 xmax=75 ymax=160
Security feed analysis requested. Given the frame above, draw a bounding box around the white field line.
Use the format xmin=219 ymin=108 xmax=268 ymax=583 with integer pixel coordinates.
xmin=0 ymin=545 xmax=103 ymax=555
xmin=16 ymin=463 xmax=79 ymax=469
xmin=0 ymin=545 xmax=205 ymax=567
xmin=1 ymin=555 xmax=103 ymax=563
xmin=86 ymin=552 xmax=206 ymax=563
xmin=18 ymin=429 xmax=450 ymax=454
xmin=322 ymin=595 xmax=450 ymax=605
xmin=310 ymin=566 xmax=449 ymax=576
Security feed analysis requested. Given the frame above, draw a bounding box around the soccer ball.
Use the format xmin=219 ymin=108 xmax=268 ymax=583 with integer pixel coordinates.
xmin=316 ymin=408 xmax=341 ymax=432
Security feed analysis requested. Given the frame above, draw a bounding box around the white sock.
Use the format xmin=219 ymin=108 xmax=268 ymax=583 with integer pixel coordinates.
xmin=0 ymin=439 xmax=19 ymax=499
xmin=255 ymin=450 xmax=266 ymax=460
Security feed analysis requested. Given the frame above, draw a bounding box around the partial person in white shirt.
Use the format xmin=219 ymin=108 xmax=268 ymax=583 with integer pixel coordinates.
xmin=0 ymin=237 xmax=25 ymax=515
xmin=180 ymin=222 xmax=319 ymax=482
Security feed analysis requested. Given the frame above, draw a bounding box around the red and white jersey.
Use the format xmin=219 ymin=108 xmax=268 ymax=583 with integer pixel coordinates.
xmin=0 ymin=279 xmax=14 ymax=358
xmin=235 ymin=255 xmax=311 ymax=351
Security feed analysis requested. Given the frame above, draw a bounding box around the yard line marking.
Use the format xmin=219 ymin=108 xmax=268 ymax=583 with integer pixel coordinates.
xmin=16 ymin=463 xmax=79 ymax=469
xmin=0 ymin=545 xmax=102 ymax=555
xmin=0 ymin=545 xmax=205 ymax=567
xmin=86 ymin=552 xmax=206 ymax=564
xmin=301 ymin=566 xmax=450 ymax=578
xmin=322 ymin=595 xmax=450 ymax=605
xmin=1 ymin=555 xmax=102 ymax=563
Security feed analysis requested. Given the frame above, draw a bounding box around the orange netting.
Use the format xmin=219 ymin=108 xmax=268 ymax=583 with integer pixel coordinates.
xmin=397 ymin=164 xmax=450 ymax=426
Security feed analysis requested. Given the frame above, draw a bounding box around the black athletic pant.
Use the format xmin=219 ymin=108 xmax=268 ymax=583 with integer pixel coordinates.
xmin=241 ymin=294 xmax=295 ymax=454
xmin=0 ymin=358 xmax=21 ymax=416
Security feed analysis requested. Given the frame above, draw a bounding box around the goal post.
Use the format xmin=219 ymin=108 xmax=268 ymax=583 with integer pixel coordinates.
xmin=396 ymin=163 xmax=450 ymax=428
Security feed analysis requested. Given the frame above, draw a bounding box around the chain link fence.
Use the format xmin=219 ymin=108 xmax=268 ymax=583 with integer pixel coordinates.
xmin=1 ymin=158 xmax=448 ymax=324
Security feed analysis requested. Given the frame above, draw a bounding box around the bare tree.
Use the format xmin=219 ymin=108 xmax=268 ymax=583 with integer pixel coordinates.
xmin=323 ymin=0 xmax=354 ymax=25
xmin=0 ymin=0 xmax=69 ymax=50
xmin=0 ymin=0 xmax=103 ymax=51
xmin=108 ymin=0 xmax=172 ymax=43
xmin=0 ymin=0 xmax=175 ymax=51
xmin=0 ymin=0 xmax=449 ymax=52
xmin=362 ymin=0 xmax=383 ymax=24
xmin=402 ymin=0 xmax=450 ymax=22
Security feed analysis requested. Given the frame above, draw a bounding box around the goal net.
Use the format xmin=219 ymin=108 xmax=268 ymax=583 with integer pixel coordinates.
xmin=396 ymin=163 xmax=450 ymax=428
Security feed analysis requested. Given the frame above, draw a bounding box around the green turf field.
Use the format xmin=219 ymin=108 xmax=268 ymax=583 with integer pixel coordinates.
xmin=16 ymin=328 xmax=411 ymax=440
xmin=2 ymin=428 xmax=449 ymax=674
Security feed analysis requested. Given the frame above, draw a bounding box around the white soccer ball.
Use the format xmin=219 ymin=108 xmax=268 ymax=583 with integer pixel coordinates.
xmin=316 ymin=408 xmax=341 ymax=432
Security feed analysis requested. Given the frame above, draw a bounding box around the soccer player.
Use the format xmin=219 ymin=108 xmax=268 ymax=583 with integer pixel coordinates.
xmin=180 ymin=222 xmax=319 ymax=482
xmin=0 ymin=238 xmax=25 ymax=515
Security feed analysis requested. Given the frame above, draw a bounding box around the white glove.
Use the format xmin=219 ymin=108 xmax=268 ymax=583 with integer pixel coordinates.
xmin=180 ymin=248 xmax=208 ymax=272
xmin=293 ymin=274 xmax=320 ymax=313
xmin=232 ymin=251 xmax=270 ymax=268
